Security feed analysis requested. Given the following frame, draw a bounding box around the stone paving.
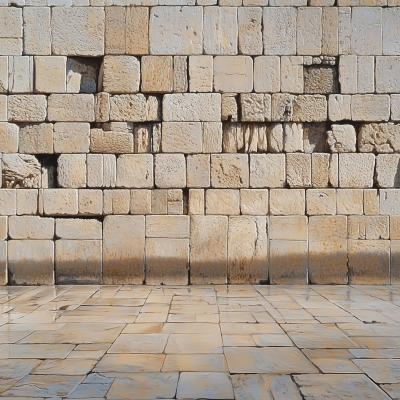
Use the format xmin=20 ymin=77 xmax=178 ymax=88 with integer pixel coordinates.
xmin=1 ymin=284 xmax=400 ymax=399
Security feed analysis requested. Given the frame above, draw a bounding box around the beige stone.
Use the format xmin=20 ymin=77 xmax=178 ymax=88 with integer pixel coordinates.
xmin=56 ymin=219 xmax=101 ymax=240
xmin=221 ymin=94 xmax=238 ymax=122
xmin=189 ymin=56 xmax=213 ymax=92
xmin=8 ymin=95 xmax=46 ymax=122
xmin=141 ymin=56 xmax=173 ymax=93
xmin=103 ymin=189 xmax=130 ymax=215
xmin=307 ymin=189 xmax=336 ymax=215
xmin=351 ymin=95 xmax=390 ymax=122
xmin=23 ymin=7 xmax=51 ymax=55
xmin=304 ymin=66 xmax=339 ymax=93
xmin=267 ymin=123 xmax=283 ymax=152
xmin=187 ymin=154 xmax=210 ymax=188
xmin=78 ymin=189 xmax=103 ymax=216
xmin=168 ymin=189 xmax=183 ymax=215
xmin=211 ymin=154 xmax=249 ymax=188
xmin=16 ymin=189 xmax=37 ymax=216
xmin=173 ymin=56 xmax=188 ymax=93
xmin=105 ymin=6 xmax=125 ymax=55
xmin=57 ymin=154 xmax=86 ymax=189
xmin=364 ymin=189 xmax=379 ymax=215
xmin=322 ymin=7 xmax=338 ymax=56
xmin=222 ymin=122 xmax=240 ymax=153
xmin=95 ymin=93 xmax=110 ymax=123
xmin=90 ymin=129 xmax=133 ymax=154
xmin=0 ymin=57 xmax=7 ymax=94
xmin=270 ymin=189 xmax=305 ymax=215
xmin=19 ymin=123 xmax=53 ymax=154
xmin=155 ymin=154 xmax=186 ymax=189
xmin=0 ymin=189 xmax=16 ymax=216
xmin=206 ymin=189 xmax=240 ymax=215
xmin=254 ymin=56 xmax=280 ymax=93
xmin=228 ymin=216 xmax=268 ymax=284
xmin=297 ymin=7 xmax=322 ymax=55
xmin=204 ymin=122 xmax=223 ymax=153
xmin=240 ymin=189 xmax=268 ymax=215
xmin=130 ymin=190 xmax=151 ymax=215
xmin=270 ymin=216 xmax=308 ymax=241
xmin=103 ymin=215 xmax=145 ymax=284
xmin=380 ymin=189 xmax=400 ymax=215
xmin=214 ymin=56 xmax=253 ymax=93
xmin=8 ymin=216 xmax=54 ymax=240
xmin=162 ymin=122 xmax=202 ymax=154
xmin=43 ymin=189 xmax=78 ymax=216
xmin=54 ymin=123 xmax=90 ymax=154
xmin=47 ymin=94 xmax=94 ymax=122
xmin=0 ymin=39 xmax=22 ymax=56
xmin=189 ymin=189 xmax=204 ymax=215
xmin=303 ymin=122 xmax=328 ymax=153
xmin=358 ymin=56 xmax=374 ymax=94
xmin=339 ymin=55 xmax=357 ymax=94
xmin=312 ymin=153 xmax=338 ymax=188
xmin=348 ymin=215 xmax=389 ymax=240
xmin=271 ymin=93 xmax=295 ymax=122
xmin=328 ymin=94 xmax=352 ymax=121
xmin=376 ymin=154 xmax=400 ymax=188
xmin=0 ymin=94 xmax=6 ymax=121
xmin=391 ymin=216 xmax=400 ymax=239
xmin=249 ymin=154 xmax=285 ymax=189
xmin=151 ymin=189 xmax=168 ymax=215
xmin=126 ymin=7 xmax=149 ymax=55
xmin=240 ymin=94 xmax=271 ymax=122
xmin=103 ymin=122 xmax=133 ymax=134
xmin=2 ymin=154 xmax=41 ymax=188
xmin=238 ymin=7 xmax=262 ymax=55
xmin=358 ymin=123 xmax=400 ymax=153
xmin=281 ymin=56 xmax=303 ymax=94
xmin=283 ymin=123 xmax=303 ymax=152
xmin=376 ymin=56 xmax=400 ymax=94
xmin=190 ymin=215 xmax=228 ymax=284
xmin=327 ymin=124 xmax=356 ymax=153
xmin=34 ymin=56 xmax=66 ymax=93
xmin=7 ymin=56 xmax=32 ymax=94
xmin=286 ymin=153 xmax=311 ymax=188
xmin=146 ymin=215 xmax=189 ymax=238
xmin=293 ymin=95 xmax=327 ymax=122
xmin=110 ymin=94 xmax=147 ymax=122
xmin=0 ymin=216 xmax=6 ymax=240
xmin=339 ymin=153 xmax=375 ymax=188
xmin=337 ymin=189 xmax=363 ymax=215
xmin=392 ymin=95 xmax=400 ymax=121
xmin=116 ymin=154 xmax=153 ymax=189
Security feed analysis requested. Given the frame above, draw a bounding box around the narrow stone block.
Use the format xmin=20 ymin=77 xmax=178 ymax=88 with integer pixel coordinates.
xmin=203 ymin=122 xmax=223 ymax=153
xmin=23 ymin=7 xmax=51 ymax=55
xmin=383 ymin=8 xmax=400 ymax=56
xmin=188 ymin=189 xmax=204 ymax=215
xmin=364 ymin=189 xmax=379 ymax=216
xmin=391 ymin=240 xmax=400 ymax=284
xmin=173 ymin=56 xmax=188 ymax=92
xmin=187 ymin=154 xmax=210 ymax=188
xmin=105 ymin=7 xmax=126 ymax=55
xmin=126 ymin=7 xmax=149 ymax=55
xmin=286 ymin=153 xmax=311 ymax=188
xmin=8 ymin=56 xmax=33 ymax=93
xmin=0 ymin=241 xmax=6 ymax=286
xmin=95 ymin=93 xmax=110 ymax=123
xmin=0 ymin=217 xmax=7 ymax=241
xmin=238 ymin=7 xmax=262 ymax=55
xmin=297 ymin=7 xmax=322 ymax=56
xmin=254 ymin=56 xmax=280 ymax=93
xmin=189 ymin=56 xmax=213 ymax=92
xmin=152 ymin=189 xmax=168 ymax=215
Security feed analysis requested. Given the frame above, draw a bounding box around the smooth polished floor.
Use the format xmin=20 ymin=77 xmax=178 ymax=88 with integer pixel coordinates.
xmin=0 ymin=284 xmax=400 ymax=399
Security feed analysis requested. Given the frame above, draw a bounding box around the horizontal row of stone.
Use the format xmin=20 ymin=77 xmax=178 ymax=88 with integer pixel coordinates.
xmin=1 ymin=215 xmax=399 ymax=286
xmin=1 ymin=7 xmax=399 ymax=56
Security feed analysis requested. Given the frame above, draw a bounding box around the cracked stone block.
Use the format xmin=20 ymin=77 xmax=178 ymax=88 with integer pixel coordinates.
xmin=286 ymin=153 xmax=311 ymax=188
xmin=283 ymin=123 xmax=303 ymax=152
xmin=57 ymin=154 xmax=86 ymax=189
xmin=206 ymin=189 xmax=240 ymax=215
xmin=327 ymin=124 xmax=356 ymax=153
xmin=306 ymin=189 xmax=336 ymax=215
xmin=271 ymin=94 xmax=295 ymax=122
xmin=250 ymin=154 xmax=285 ymax=188
xmin=162 ymin=122 xmax=202 ymax=154
xmin=311 ymin=153 xmax=338 ymax=188
xmin=211 ymin=154 xmax=249 ymax=188
xmin=375 ymin=154 xmax=400 ymax=188
xmin=348 ymin=215 xmax=389 ymax=240
xmin=134 ymin=124 xmax=151 ymax=154
xmin=2 ymin=154 xmax=41 ymax=188
xmin=8 ymin=215 xmax=54 ymax=240
xmin=304 ymin=66 xmax=338 ymax=94
xmin=228 ymin=216 xmax=268 ymax=284
xmin=214 ymin=56 xmax=253 ymax=93
xmin=339 ymin=153 xmax=375 ymax=188
xmin=303 ymin=122 xmax=328 ymax=153
xmin=116 ymin=154 xmax=153 ymax=189
xmin=337 ymin=189 xmax=363 ymax=215
xmin=358 ymin=123 xmax=400 ymax=153
xmin=328 ymin=94 xmax=351 ymax=121
xmin=270 ymin=189 xmax=305 ymax=215
xmin=141 ymin=56 xmax=173 ymax=93
xmin=95 ymin=93 xmax=110 ymax=123
xmin=8 ymin=95 xmax=46 ymax=122
xmin=155 ymin=154 xmax=186 ymax=189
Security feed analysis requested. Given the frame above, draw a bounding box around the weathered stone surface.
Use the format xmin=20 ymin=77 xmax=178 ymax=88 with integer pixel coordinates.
xmin=103 ymin=215 xmax=145 ymax=284
xmin=206 ymin=189 xmax=240 ymax=215
xmin=376 ymin=154 xmax=400 ymax=188
xmin=168 ymin=189 xmax=184 ymax=215
xmin=8 ymin=95 xmax=46 ymax=122
xmin=173 ymin=56 xmax=188 ymax=93
xmin=240 ymin=94 xmax=271 ymax=122
xmin=78 ymin=189 xmax=103 ymax=216
xmin=141 ymin=56 xmax=173 ymax=93
xmin=254 ymin=56 xmax=280 ymax=93
xmin=364 ymin=189 xmax=379 ymax=215
xmin=297 ymin=7 xmax=322 ymax=55
xmin=214 ymin=56 xmax=253 ymax=93
xmin=284 ymin=122 xmax=304 ymax=152
xmin=103 ymin=189 xmax=130 ymax=215
xmin=56 ymin=218 xmax=101 ymax=240
xmin=116 ymin=154 xmax=153 ymax=189
xmin=271 ymin=94 xmax=294 ymax=122
xmin=151 ymin=189 xmax=168 ymax=215
xmin=155 ymin=154 xmax=186 ymax=188
xmin=0 ymin=216 xmax=6 ymax=240
xmin=339 ymin=153 xmax=375 ymax=188
xmin=0 ymin=189 xmax=16 ymax=215
xmin=162 ymin=122 xmax=202 ymax=154
xmin=105 ymin=6 xmax=125 ymax=55
xmin=380 ymin=189 xmax=400 ymax=215
xmin=189 ymin=189 xmax=204 ymax=215
xmin=126 ymin=7 xmax=149 ymax=55
xmin=250 ymin=154 xmax=285 ymax=188
xmin=34 ymin=56 xmax=66 ymax=93
xmin=190 ymin=215 xmax=228 ymax=284
xmin=306 ymin=189 xmax=336 ymax=215
xmin=48 ymin=94 xmax=94 ymax=122
xmin=204 ymin=122 xmax=223 ymax=153
xmin=54 ymin=123 xmax=90 ymax=154
xmin=339 ymin=55 xmax=357 ymax=94
xmin=293 ymin=95 xmax=327 ymax=122
xmin=43 ymin=189 xmax=78 ymax=216
xmin=16 ymin=189 xmax=38 ymax=215
xmin=348 ymin=216 xmax=389 ymax=240
xmin=90 ymin=129 xmax=133 ymax=154
xmin=23 ymin=8 xmax=51 ymax=55
xmin=312 ymin=153 xmax=338 ymax=188
xmin=238 ymin=7 xmax=262 ymax=55
xmin=57 ymin=154 xmax=86 ymax=189
xmin=109 ymin=94 xmax=147 ymax=122
xmin=286 ymin=153 xmax=311 ymax=188
xmin=221 ymin=94 xmax=238 ymax=122
xmin=9 ymin=216 xmax=53 ymax=240
xmin=8 ymin=56 xmax=33 ymax=94
xmin=327 ymin=124 xmax=356 ymax=153
xmin=303 ymin=122 xmax=328 ymax=153
xmin=270 ymin=189 xmax=305 ymax=215
xmin=95 ymin=93 xmax=110 ymax=123
xmin=337 ymin=189 xmax=363 ymax=215
xmin=130 ymin=190 xmax=151 ymax=215
xmin=187 ymin=154 xmax=210 ymax=188
xmin=146 ymin=215 xmax=189 ymax=239
xmin=2 ymin=154 xmax=41 ymax=188
xmin=267 ymin=123 xmax=283 ymax=152
xmin=240 ymin=189 xmax=268 ymax=215
xmin=19 ymin=123 xmax=53 ymax=154
xmin=304 ymin=66 xmax=338 ymax=94
xmin=358 ymin=56 xmax=375 ymax=94
xmin=66 ymin=58 xmax=98 ymax=94
xmin=352 ymin=95 xmax=390 ymax=122
xmin=358 ymin=123 xmax=400 ymax=153
xmin=270 ymin=216 xmax=308 ymax=241
xmin=376 ymin=56 xmax=400 ymax=93
xmin=328 ymin=94 xmax=352 ymax=121
xmin=189 ymin=56 xmax=213 ymax=93
xmin=211 ymin=154 xmax=249 ymax=188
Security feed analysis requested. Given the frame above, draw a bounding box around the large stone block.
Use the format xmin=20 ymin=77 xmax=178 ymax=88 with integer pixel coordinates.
xmin=19 ymin=123 xmax=53 ymax=154
xmin=376 ymin=56 xmax=400 ymax=93
xmin=0 ymin=8 xmax=22 ymax=38
xmin=293 ymin=95 xmax=327 ymax=122
xmin=357 ymin=56 xmax=375 ymax=94
xmin=51 ymin=7 xmax=105 ymax=56
xmin=348 ymin=215 xmax=389 ymax=240
xmin=0 ymin=123 xmax=18 ymax=153
xmin=146 ymin=215 xmax=189 ymax=238
xmin=48 ymin=94 xmax=94 ymax=122
xmin=297 ymin=7 xmax=322 ymax=56
xmin=327 ymin=124 xmax=356 ymax=153
xmin=228 ymin=216 xmax=268 ymax=284
xmin=240 ymin=94 xmax=271 ymax=122
xmin=358 ymin=123 xmax=400 ymax=153
xmin=190 ymin=215 xmax=228 ymax=284
xmin=16 ymin=189 xmax=38 ymax=215
xmin=8 ymin=216 xmax=54 ymax=240
xmin=270 ymin=216 xmax=308 ymax=241
xmin=55 ymin=240 xmax=102 ymax=284
xmin=383 ymin=8 xmax=400 ymax=56
xmin=187 ymin=154 xmax=210 ymax=188
xmin=54 ymin=123 xmax=90 ymax=154
xmin=206 ymin=189 xmax=240 ymax=215
xmin=337 ymin=189 xmax=363 ymax=215
xmin=116 ymin=154 xmax=153 ymax=189
xmin=238 ymin=7 xmax=262 ymax=55
xmin=57 ymin=154 xmax=86 ymax=189
xmin=392 ymin=95 xmax=400 ymax=121
xmin=304 ymin=66 xmax=338 ymax=94
xmin=8 ymin=95 xmax=46 ymax=122
xmin=162 ymin=122 xmax=203 ymax=153
xmin=103 ymin=215 xmax=145 ymax=284
xmin=34 ymin=56 xmax=66 ymax=93
xmin=8 ymin=240 xmax=54 ymax=285
xmin=338 ymin=153 xmax=375 ymax=188
xmin=328 ymin=94 xmax=351 ymax=121
xmin=376 ymin=154 xmax=400 ymax=188
xmin=270 ymin=189 xmax=305 ymax=215
xmin=286 ymin=153 xmax=311 ymax=188
xmin=90 ymin=129 xmax=133 ymax=154
xmin=211 ymin=154 xmax=249 ymax=188
xmin=214 ymin=56 xmax=253 ymax=93
xmin=78 ymin=189 xmax=103 ymax=216
xmin=149 ymin=7 xmax=203 ymax=55
xmin=322 ymin=7 xmax=338 ymax=56
xmin=254 ymin=56 xmax=280 ymax=93
xmin=0 ymin=189 xmax=16 ymax=215
xmin=306 ymin=189 xmax=336 ymax=215
xmin=351 ymin=95 xmax=390 ymax=122
xmin=154 ymin=154 xmax=186 ymax=188
xmin=126 ymin=7 xmax=149 ymax=55
xmin=240 ymin=189 xmax=268 ymax=215
xmin=56 ymin=218 xmax=102 ymax=240
xmin=43 ymin=189 xmax=78 ymax=216
xmin=141 ymin=56 xmax=173 ymax=93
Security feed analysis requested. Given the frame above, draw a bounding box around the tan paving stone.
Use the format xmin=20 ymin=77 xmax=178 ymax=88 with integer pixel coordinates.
xmin=353 ymin=359 xmax=400 ymax=383
xmin=220 ymin=323 xmax=284 ymax=335
xmin=223 ymin=335 xmax=256 ymax=347
xmin=0 ymin=344 xmax=74 ymax=359
xmin=122 ymin=323 xmax=163 ymax=334
xmin=162 ymin=354 xmax=227 ymax=372
xmin=165 ymin=333 xmax=223 ymax=354
xmin=108 ymin=334 xmax=169 ymax=354
xmin=252 ymin=334 xmax=293 ymax=347
xmin=94 ymin=354 xmax=165 ymax=373
xmin=161 ymin=323 xmax=219 ymax=334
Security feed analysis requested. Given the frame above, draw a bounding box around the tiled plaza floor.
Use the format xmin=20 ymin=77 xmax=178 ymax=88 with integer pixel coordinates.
xmin=0 ymin=285 xmax=400 ymax=399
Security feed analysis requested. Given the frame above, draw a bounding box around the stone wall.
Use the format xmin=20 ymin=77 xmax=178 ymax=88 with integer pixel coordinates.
xmin=0 ymin=1 xmax=399 ymax=285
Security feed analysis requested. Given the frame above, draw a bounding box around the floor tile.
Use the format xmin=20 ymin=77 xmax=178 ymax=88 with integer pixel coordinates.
xmin=162 ymin=354 xmax=227 ymax=372
xmin=0 ymin=344 xmax=74 ymax=359
xmin=122 ymin=323 xmax=163 ymax=334
xmin=68 ymin=383 xmax=111 ymax=398
xmin=108 ymin=334 xmax=169 ymax=354
xmin=161 ymin=323 xmax=220 ymax=334
xmin=222 ymin=335 xmax=256 ymax=347
xmin=94 ymin=354 xmax=165 ymax=373
xmin=252 ymin=334 xmax=293 ymax=347
xmin=353 ymin=359 xmax=400 ymax=383
xmin=220 ymin=323 xmax=284 ymax=335
xmin=31 ymin=359 xmax=97 ymax=375
xmin=165 ymin=334 xmax=223 ymax=354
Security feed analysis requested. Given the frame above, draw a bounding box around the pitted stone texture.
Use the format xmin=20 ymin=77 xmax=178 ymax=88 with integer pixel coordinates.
xmin=238 ymin=7 xmax=262 ymax=56
xmin=90 ymin=129 xmax=133 ymax=154
xmin=126 ymin=7 xmax=149 ymax=55
xmin=351 ymin=95 xmax=390 ymax=122
xmin=303 ymin=122 xmax=328 ymax=153
xmin=272 ymin=94 xmax=295 ymax=122
xmin=54 ymin=123 xmax=90 ymax=154
xmin=34 ymin=56 xmax=66 ymax=94
xmin=286 ymin=153 xmax=311 ymax=188
xmin=173 ymin=56 xmax=188 ymax=93
xmin=304 ymin=66 xmax=338 ymax=94
xmin=270 ymin=189 xmax=305 ymax=215
xmin=19 ymin=123 xmax=53 ymax=154
xmin=364 ymin=189 xmax=379 ymax=216
xmin=8 ymin=95 xmax=46 ymax=122
xmin=327 ymin=125 xmax=356 ymax=153
xmin=250 ymin=154 xmax=285 ymax=188
xmin=141 ymin=56 xmax=173 ymax=93
xmin=241 ymin=94 xmax=271 ymax=122
xmin=109 ymin=95 xmax=148 ymax=122
xmin=48 ymin=94 xmax=94 ymax=122
xmin=162 ymin=122 xmax=203 ymax=154
xmin=328 ymin=94 xmax=351 ymax=121
xmin=206 ymin=189 xmax=240 ymax=215
xmin=312 ymin=153 xmax=338 ymax=188
xmin=57 ymin=154 xmax=86 ymax=189
xmin=214 ymin=56 xmax=253 ymax=93
xmin=1 ymin=154 xmax=41 ymax=189
xmin=339 ymin=153 xmax=375 ymax=188
xmin=376 ymin=154 xmax=400 ymax=188
xmin=358 ymin=123 xmax=400 ymax=153
xmin=211 ymin=154 xmax=249 ymax=188
xmin=283 ymin=123 xmax=303 ymax=152
xmin=293 ymin=95 xmax=327 ymax=122
xmin=155 ymin=154 xmax=186 ymax=189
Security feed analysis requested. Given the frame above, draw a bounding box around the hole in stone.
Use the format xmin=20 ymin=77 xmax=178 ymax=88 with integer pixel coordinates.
xmin=66 ymin=57 xmax=102 ymax=94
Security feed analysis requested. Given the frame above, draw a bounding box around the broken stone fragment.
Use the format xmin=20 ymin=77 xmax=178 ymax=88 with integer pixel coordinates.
xmin=2 ymin=154 xmax=41 ymax=188
xmin=327 ymin=124 xmax=357 ymax=153
xmin=358 ymin=123 xmax=400 ymax=153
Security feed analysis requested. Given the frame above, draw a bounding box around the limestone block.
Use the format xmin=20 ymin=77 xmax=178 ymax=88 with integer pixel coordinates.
xmin=66 ymin=58 xmax=98 ymax=94
xmin=364 ymin=189 xmax=379 ymax=215
xmin=0 ymin=217 xmax=6 ymax=241
xmin=90 ymin=129 xmax=133 ymax=153
xmin=351 ymin=7 xmax=382 ymax=56
xmin=256 ymin=125 xmax=268 ymax=153
xmin=105 ymin=6 xmax=125 ymax=55
xmin=391 ymin=216 xmax=400 ymax=239
xmin=306 ymin=189 xmax=336 ymax=215
xmin=339 ymin=55 xmax=357 ymax=94
xmin=103 ymin=215 xmax=145 ymax=284
xmin=187 ymin=154 xmax=210 ymax=188
xmin=228 ymin=216 xmax=268 ymax=284
xmin=162 ymin=122 xmax=203 ymax=153
xmin=293 ymin=95 xmax=327 ymax=122
xmin=9 ymin=216 xmax=54 ymax=240
xmin=0 ymin=39 xmax=22 ymax=56
xmin=213 ymin=56 xmax=253 ymax=93
xmin=271 ymin=93 xmax=295 ymax=122
xmin=250 ymin=154 xmax=285 ymax=188
xmin=254 ymin=56 xmax=280 ymax=93
xmin=16 ymin=189 xmax=38 ymax=215
xmin=267 ymin=123 xmax=284 ymax=152
xmin=0 ymin=190 xmax=16 ymax=215
xmin=55 ymin=240 xmax=102 ymax=284
xmin=167 ymin=189 xmax=183 ymax=215
xmin=146 ymin=238 xmax=189 ymax=285
xmin=304 ymin=66 xmax=338 ymax=94
xmin=34 ymin=56 xmax=66 ymax=93
xmin=283 ymin=123 xmax=303 ymax=152
xmin=51 ymin=7 xmax=105 ymax=56
xmin=151 ymin=189 xmax=168 ymax=214
xmin=189 ymin=189 xmax=205 ymax=215
xmin=0 ymin=57 xmax=7 ymax=94
xmin=337 ymin=189 xmax=363 ymax=214
xmin=380 ymin=189 xmax=400 ymax=215
xmin=339 ymin=154 xmax=375 ymax=188
xmin=392 ymin=95 xmax=400 ymax=122
xmin=155 ymin=154 xmax=186 ymax=188
xmin=270 ymin=189 xmax=305 ymax=215
xmin=152 ymin=123 xmax=161 ymax=152
xmin=0 ymin=8 xmax=22 ymax=38
xmin=101 ymin=56 xmax=140 ymax=94
xmin=8 ymin=240 xmax=54 ymax=285
xmin=312 ymin=153 xmax=337 ymax=188
xmin=53 ymin=122 xmax=90 ymax=154
xmin=95 ymin=93 xmax=110 ymax=123
xmin=146 ymin=215 xmax=189 ymax=238
xmin=391 ymin=240 xmax=400 ymax=284
xmin=327 ymin=124 xmax=356 ymax=153
xmin=141 ymin=56 xmax=173 ymax=93
xmin=163 ymin=93 xmax=221 ymax=122
xmin=43 ymin=189 xmax=78 ymax=216
xmin=237 ymin=124 xmax=266 ymax=153
xmin=116 ymin=155 xmax=153 ymax=189
xmin=263 ymin=7 xmax=296 ymax=55
xmin=86 ymin=154 xmax=104 ymax=187
xmin=221 ymin=94 xmax=238 ymax=122
xmin=357 ymin=56 xmax=374 ymax=94
xmin=103 ymin=122 xmax=133 ymax=133
xmin=56 ymin=218 xmax=101 ymax=240
xmin=240 ymin=189 xmax=268 ymax=215
xmin=133 ymin=124 xmax=151 ymax=153
xmin=204 ymin=7 xmax=237 ymax=55
xmin=286 ymin=153 xmax=311 ymax=188
xmin=204 ymin=122 xmax=223 ymax=153
xmin=328 ymin=94 xmax=351 ymax=121
xmin=126 ymin=7 xmax=149 ymax=55
xmin=222 ymin=122 xmax=240 ymax=153
xmin=8 ymin=95 xmax=46 ymax=122
xmin=130 ymin=190 xmax=151 ymax=215
xmin=173 ymin=56 xmax=188 ymax=92
xmin=383 ymin=8 xmax=400 ymax=56
xmin=297 ymin=7 xmax=322 ymax=55
xmin=190 ymin=215 xmax=228 ymax=284
xmin=269 ymin=240 xmax=308 ymax=284
xmin=188 ymin=56 xmax=213 ymax=92
xmin=1 ymin=154 xmax=40 ymax=189
xmin=206 ymin=189 xmax=240 ymax=215
xmin=8 ymin=56 xmax=33 ymax=93
xmin=358 ymin=123 xmax=400 ymax=153
xmin=376 ymin=56 xmax=400 ymax=93
xmin=348 ymin=215 xmax=389 ymax=240
xmin=104 ymin=155 xmax=117 ymax=188
xmin=19 ymin=123 xmax=53 ymax=155
xmin=103 ymin=189 xmax=130 ymax=215
xmin=240 ymin=94 xmax=271 ymax=122
xmin=78 ymin=189 xmax=103 ymax=216
xmin=149 ymin=7 xmax=203 ymax=55
xmin=270 ymin=216 xmax=307 ymax=241
xmin=47 ymin=94 xmax=94 ymax=122
xmin=322 ymin=7 xmax=338 ymax=56
xmin=376 ymin=154 xmax=400 ymax=188
xmin=238 ymin=7 xmax=262 ymax=55
xmin=57 ymin=154 xmax=86 ymax=189
xmin=348 ymin=240 xmax=389 ymax=284
xmin=211 ymin=154 xmax=249 ymax=188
